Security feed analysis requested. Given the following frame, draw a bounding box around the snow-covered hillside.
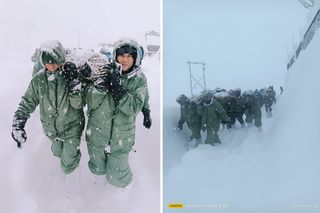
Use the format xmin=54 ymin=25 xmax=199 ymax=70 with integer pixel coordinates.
xmin=163 ymin=20 xmax=320 ymax=213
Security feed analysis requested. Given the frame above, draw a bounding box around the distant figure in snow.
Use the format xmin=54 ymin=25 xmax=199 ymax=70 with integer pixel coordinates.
xmin=197 ymin=92 xmax=230 ymax=146
xmin=263 ymin=86 xmax=277 ymax=117
xmin=11 ymin=40 xmax=85 ymax=174
xmin=280 ymin=86 xmax=283 ymax=95
xmin=228 ymin=88 xmax=245 ymax=128
xmin=243 ymin=90 xmax=262 ymax=130
xmin=176 ymin=94 xmax=202 ymax=149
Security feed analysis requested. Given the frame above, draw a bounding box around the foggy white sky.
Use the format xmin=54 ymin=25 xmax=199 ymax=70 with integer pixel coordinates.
xmin=164 ymin=0 xmax=309 ymax=106
xmin=0 ymin=0 xmax=160 ymax=53
xmin=0 ymin=0 xmax=160 ymax=90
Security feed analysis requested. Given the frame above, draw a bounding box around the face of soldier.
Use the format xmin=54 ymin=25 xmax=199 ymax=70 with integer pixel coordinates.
xmin=203 ymin=97 xmax=211 ymax=104
xmin=116 ymin=53 xmax=134 ymax=72
xmin=244 ymin=95 xmax=252 ymax=102
xmin=44 ymin=63 xmax=59 ymax=73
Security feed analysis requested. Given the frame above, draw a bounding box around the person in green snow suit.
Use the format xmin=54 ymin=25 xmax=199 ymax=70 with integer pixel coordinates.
xmin=213 ymin=91 xmax=237 ymax=129
xmin=198 ymin=93 xmax=230 ymax=146
xmin=176 ymin=94 xmax=202 ymax=146
xmin=228 ymin=88 xmax=245 ymax=128
xmin=243 ymin=90 xmax=262 ymax=129
xmin=11 ymin=40 xmax=85 ymax=174
xmin=85 ymin=38 xmax=149 ymax=188
xmin=263 ymin=86 xmax=277 ymax=116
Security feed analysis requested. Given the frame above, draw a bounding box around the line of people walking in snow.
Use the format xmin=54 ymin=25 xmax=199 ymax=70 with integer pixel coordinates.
xmin=176 ymin=86 xmax=277 ymax=149
xmin=11 ymin=38 xmax=152 ymax=189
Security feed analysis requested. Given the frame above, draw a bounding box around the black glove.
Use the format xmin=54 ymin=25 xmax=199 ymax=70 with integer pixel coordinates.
xmin=62 ymin=62 xmax=83 ymax=94
xmin=68 ymin=79 xmax=81 ymax=94
xmin=107 ymin=71 xmax=127 ymax=103
xmin=93 ymin=62 xmax=120 ymax=92
xmin=11 ymin=115 xmax=27 ymax=148
xmin=93 ymin=76 xmax=109 ymax=92
xmin=103 ymin=61 xmax=122 ymax=74
xmin=79 ymin=62 xmax=92 ymax=79
xmin=142 ymin=108 xmax=152 ymax=129
xmin=110 ymin=85 xmax=127 ymax=103
xmin=62 ymin=61 xmax=78 ymax=82
xmin=107 ymin=71 xmax=121 ymax=90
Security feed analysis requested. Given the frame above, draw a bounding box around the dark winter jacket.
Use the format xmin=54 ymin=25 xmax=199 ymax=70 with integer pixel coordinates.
xmin=177 ymin=100 xmax=202 ymax=131
xmin=243 ymin=95 xmax=262 ymax=127
xmin=198 ymin=98 xmax=229 ymax=132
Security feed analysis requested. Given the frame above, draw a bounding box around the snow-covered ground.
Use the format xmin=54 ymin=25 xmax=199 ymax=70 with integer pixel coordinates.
xmin=163 ymin=18 xmax=320 ymax=213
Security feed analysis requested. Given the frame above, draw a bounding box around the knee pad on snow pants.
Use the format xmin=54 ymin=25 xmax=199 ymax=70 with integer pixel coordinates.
xmin=105 ymin=152 xmax=132 ymax=188
xmin=51 ymin=137 xmax=81 ymax=174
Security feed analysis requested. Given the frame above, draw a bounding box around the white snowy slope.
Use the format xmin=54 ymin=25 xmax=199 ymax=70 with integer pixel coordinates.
xmin=164 ymin=25 xmax=320 ymax=213
xmin=0 ymin=47 xmax=160 ymax=213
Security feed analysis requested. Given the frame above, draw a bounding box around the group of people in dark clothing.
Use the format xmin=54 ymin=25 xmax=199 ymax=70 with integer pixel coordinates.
xmin=176 ymin=86 xmax=277 ymax=149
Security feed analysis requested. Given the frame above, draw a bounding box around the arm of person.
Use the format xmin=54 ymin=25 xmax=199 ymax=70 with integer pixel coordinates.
xmin=117 ymin=76 xmax=147 ymax=116
xmin=177 ymin=109 xmax=185 ymax=130
xmin=68 ymin=83 xmax=87 ymax=109
xmin=85 ymin=85 xmax=107 ymax=110
xmin=214 ymin=100 xmax=230 ymax=122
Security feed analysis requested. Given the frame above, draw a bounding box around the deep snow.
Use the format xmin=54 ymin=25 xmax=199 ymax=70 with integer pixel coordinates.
xmin=163 ymin=14 xmax=320 ymax=213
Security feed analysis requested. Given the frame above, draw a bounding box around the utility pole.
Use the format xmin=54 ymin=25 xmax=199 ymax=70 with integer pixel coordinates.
xmin=187 ymin=61 xmax=206 ymax=97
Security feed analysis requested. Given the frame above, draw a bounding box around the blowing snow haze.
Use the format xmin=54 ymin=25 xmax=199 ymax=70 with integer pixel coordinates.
xmin=164 ymin=0 xmax=310 ymax=107
xmin=0 ymin=0 xmax=159 ymax=53
xmin=164 ymin=1 xmax=320 ymax=213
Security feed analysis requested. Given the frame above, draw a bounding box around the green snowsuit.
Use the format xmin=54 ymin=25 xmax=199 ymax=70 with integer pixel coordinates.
xmin=85 ymin=69 xmax=148 ymax=188
xmin=14 ymin=41 xmax=85 ymax=174
xmin=177 ymin=100 xmax=202 ymax=141
xmin=244 ymin=95 xmax=262 ymax=128
xmin=199 ymin=98 xmax=229 ymax=145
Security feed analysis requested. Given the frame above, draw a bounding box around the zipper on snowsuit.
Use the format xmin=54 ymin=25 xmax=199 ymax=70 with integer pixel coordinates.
xmin=106 ymin=106 xmax=117 ymax=153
